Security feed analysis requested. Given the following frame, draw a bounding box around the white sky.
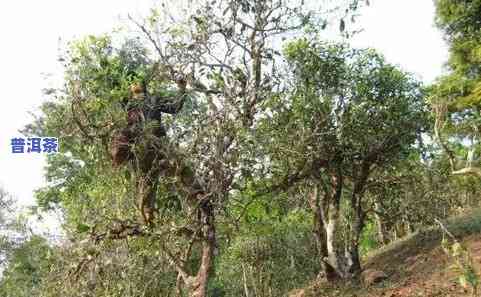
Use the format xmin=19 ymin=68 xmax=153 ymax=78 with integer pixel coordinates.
xmin=0 ymin=0 xmax=448 ymax=232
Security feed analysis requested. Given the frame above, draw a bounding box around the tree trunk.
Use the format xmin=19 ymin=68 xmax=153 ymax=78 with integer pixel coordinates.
xmin=136 ymin=169 xmax=160 ymax=225
xmin=163 ymin=158 xmax=217 ymax=297
xmin=134 ymin=142 xmax=164 ymax=225
xmin=374 ymin=202 xmax=388 ymax=245
xmin=310 ymin=171 xmax=362 ymax=281
xmin=135 ymin=138 xmax=217 ymax=297
xmin=347 ymin=212 xmax=364 ymax=277
xmin=325 ymin=172 xmax=351 ymax=279
xmin=309 ymin=185 xmax=340 ymax=281
xmin=320 ymin=172 xmax=351 ymax=279
xmin=184 ymin=200 xmax=216 ymax=297
xmin=325 ymin=214 xmax=344 ymax=277
xmin=347 ymin=162 xmax=370 ymax=278
xmin=241 ymin=264 xmax=250 ymax=297
xmin=186 ymin=242 xmax=214 ymax=297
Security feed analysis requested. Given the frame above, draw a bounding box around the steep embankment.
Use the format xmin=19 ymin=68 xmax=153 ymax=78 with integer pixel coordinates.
xmin=292 ymin=209 xmax=481 ymax=297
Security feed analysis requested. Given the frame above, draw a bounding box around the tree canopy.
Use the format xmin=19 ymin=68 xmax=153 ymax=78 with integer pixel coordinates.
xmin=3 ymin=1 xmax=481 ymax=297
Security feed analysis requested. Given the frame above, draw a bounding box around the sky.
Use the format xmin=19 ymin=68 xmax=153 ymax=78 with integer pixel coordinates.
xmin=0 ymin=0 xmax=448 ymax=233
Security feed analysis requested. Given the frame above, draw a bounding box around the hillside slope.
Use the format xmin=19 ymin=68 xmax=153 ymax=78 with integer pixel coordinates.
xmin=293 ymin=209 xmax=481 ymax=297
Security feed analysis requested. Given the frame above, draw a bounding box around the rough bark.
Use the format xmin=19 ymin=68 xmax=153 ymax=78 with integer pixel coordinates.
xmin=171 ymin=201 xmax=215 ymax=297
xmin=452 ymin=166 xmax=481 ymax=177
xmin=320 ymin=172 xmax=348 ymax=279
xmin=182 ymin=199 xmax=216 ymax=297
xmin=309 ymin=185 xmax=340 ymax=281
xmin=347 ymin=211 xmax=363 ymax=277
xmin=325 ymin=210 xmax=343 ymax=277
xmin=374 ymin=202 xmax=388 ymax=245
xmin=136 ymin=167 xmax=160 ymax=225
xmin=347 ymin=162 xmax=370 ymax=277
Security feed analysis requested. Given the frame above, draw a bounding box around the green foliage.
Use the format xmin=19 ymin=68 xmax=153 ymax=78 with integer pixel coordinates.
xmin=0 ymin=189 xmax=20 ymax=259
xmin=37 ymin=240 xmax=178 ymax=297
xmin=359 ymin=220 xmax=379 ymax=255
xmin=16 ymin=1 xmax=481 ymax=296
xmin=435 ymin=0 xmax=481 ymax=68
xmin=23 ymin=34 xmax=165 ymax=234
xmin=261 ymin=39 xmax=427 ymax=271
xmin=0 ymin=236 xmax=52 ymax=297
xmin=272 ymin=39 xmax=427 ymax=171
xmin=214 ymin=210 xmax=319 ymax=297
xmin=432 ymin=0 xmax=481 ymax=170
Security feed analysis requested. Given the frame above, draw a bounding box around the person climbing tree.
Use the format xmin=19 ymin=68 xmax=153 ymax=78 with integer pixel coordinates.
xmin=110 ymin=73 xmax=188 ymax=225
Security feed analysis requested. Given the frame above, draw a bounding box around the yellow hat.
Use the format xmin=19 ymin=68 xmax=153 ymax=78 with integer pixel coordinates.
xmin=130 ymin=83 xmax=145 ymax=99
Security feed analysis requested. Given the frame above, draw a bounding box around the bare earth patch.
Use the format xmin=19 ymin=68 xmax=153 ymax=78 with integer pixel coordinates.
xmin=294 ymin=210 xmax=481 ymax=297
